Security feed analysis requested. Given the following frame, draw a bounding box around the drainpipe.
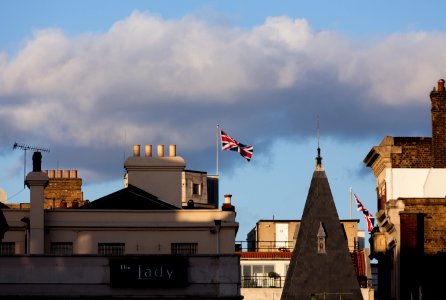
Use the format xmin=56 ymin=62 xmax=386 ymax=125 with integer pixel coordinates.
xmin=20 ymin=217 xmax=30 ymax=255
xmin=214 ymin=220 xmax=221 ymax=254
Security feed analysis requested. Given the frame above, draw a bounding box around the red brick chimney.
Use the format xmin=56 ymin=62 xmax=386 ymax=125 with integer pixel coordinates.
xmin=430 ymin=79 xmax=446 ymax=167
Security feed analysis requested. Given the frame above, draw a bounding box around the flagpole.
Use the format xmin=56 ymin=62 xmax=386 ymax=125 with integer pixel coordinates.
xmin=349 ymin=187 xmax=352 ymax=219
xmin=216 ymin=124 xmax=219 ymax=176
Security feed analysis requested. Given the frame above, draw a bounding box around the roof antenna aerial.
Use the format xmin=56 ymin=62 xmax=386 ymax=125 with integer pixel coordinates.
xmin=316 ymin=116 xmax=322 ymax=167
xmin=13 ymin=142 xmax=50 ymax=188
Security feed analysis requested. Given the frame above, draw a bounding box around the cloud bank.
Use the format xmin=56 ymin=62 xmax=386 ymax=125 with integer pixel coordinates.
xmin=1 ymin=11 xmax=445 ymax=183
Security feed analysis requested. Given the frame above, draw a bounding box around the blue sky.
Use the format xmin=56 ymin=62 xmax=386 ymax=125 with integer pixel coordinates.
xmin=0 ymin=1 xmax=445 ymax=241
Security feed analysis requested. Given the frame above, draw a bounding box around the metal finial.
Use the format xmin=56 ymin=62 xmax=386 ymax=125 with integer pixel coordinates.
xmin=316 ymin=116 xmax=322 ymax=166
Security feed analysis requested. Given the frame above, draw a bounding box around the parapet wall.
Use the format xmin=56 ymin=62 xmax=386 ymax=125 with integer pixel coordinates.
xmin=0 ymin=255 xmax=242 ymax=299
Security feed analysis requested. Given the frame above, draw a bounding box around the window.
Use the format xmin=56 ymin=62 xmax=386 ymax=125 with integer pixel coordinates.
xmin=0 ymin=242 xmax=15 ymax=256
xmin=241 ymin=264 xmax=274 ymax=276
xmin=98 ymin=243 xmax=125 ymax=256
xmin=171 ymin=243 xmax=198 ymax=255
xmin=241 ymin=264 xmax=276 ymax=288
xmin=192 ymin=183 xmax=201 ymax=195
xmin=50 ymin=242 xmax=73 ymax=256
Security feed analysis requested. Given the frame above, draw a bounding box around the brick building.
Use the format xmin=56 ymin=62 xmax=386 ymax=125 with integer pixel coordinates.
xmin=364 ymin=79 xmax=446 ymax=300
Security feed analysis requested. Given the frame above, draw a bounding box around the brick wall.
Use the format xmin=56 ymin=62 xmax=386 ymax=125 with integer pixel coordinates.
xmin=390 ymin=137 xmax=432 ymax=168
xmin=401 ymin=198 xmax=446 ymax=255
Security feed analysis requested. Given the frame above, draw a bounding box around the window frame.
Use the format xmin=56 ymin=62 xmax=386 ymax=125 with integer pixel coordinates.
xmin=50 ymin=242 xmax=73 ymax=256
xmin=98 ymin=243 xmax=125 ymax=256
xmin=171 ymin=242 xmax=198 ymax=255
xmin=0 ymin=242 xmax=15 ymax=256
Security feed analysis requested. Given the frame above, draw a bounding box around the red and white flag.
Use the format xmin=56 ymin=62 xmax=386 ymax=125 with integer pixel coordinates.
xmin=220 ymin=129 xmax=253 ymax=162
xmin=354 ymin=193 xmax=375 ymax=233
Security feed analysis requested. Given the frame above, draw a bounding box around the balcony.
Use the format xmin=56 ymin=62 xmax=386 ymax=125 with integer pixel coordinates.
xmin=235 ymin=240 xmax=294 ymax=252
xmin=241 ymin=275 xmax=284 ymax=288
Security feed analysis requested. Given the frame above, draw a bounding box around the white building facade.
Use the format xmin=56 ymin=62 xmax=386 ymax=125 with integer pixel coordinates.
xmin=0 ymin=144 xmax=242 ymax=300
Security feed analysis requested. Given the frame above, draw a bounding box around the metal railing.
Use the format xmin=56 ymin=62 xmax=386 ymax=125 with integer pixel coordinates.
xmin=241 ymin=275 xmax=284 ymax=288
xmin=235 ymin=240 xmax=295 ymax=252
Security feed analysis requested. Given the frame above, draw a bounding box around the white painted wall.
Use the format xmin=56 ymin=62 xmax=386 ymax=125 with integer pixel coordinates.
xmin=2 ymin=209 xmax=239 ymax=255
xmin=385 ymin=168 xmax=446 ymax=200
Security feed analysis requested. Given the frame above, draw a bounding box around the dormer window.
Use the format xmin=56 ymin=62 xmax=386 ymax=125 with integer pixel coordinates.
xmin=317 ymin=222 xmax=326 ymax=254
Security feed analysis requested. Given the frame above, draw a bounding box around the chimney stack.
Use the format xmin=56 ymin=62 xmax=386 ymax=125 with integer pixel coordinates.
xmin=430 ymin=78 xmax=446 ymax=167
xmin=25 ymin=152 xmax=49 ymax=255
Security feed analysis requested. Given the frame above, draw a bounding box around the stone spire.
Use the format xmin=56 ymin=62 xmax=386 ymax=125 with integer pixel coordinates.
xmin=281 ymin=149 xmax=362 ymax=300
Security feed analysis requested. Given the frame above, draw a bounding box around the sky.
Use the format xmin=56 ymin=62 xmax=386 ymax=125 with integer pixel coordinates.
xmin=0 ymin=0 xmax=445 ymax=242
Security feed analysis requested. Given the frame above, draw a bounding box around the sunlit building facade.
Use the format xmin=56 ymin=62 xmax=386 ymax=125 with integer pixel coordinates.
xmin=0 ymin=144 xmax=242 ymax=299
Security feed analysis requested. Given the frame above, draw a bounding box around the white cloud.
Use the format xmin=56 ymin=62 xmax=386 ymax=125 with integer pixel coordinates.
xmin=0 ymin=11 xmax=445 ymax=182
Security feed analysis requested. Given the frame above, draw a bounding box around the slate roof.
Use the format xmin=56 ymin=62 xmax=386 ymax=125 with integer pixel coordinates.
xmin=281 ymin=151 xmax=362 ymax=300
xmin=79 ymin=184 xmax=179 ymax=210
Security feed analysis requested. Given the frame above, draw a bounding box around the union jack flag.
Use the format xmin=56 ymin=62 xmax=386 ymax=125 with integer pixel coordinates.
xmin=220 ymin=129 xmax=253 ymax=161
xmin=354 ymin=193 xmax=375 ymax=233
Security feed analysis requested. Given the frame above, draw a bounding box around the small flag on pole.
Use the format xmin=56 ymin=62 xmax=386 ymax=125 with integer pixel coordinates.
xmin=220 ymin=129 xmax=253 ymax=161
xmin=354 ymin=193 xmax=375 ymax=233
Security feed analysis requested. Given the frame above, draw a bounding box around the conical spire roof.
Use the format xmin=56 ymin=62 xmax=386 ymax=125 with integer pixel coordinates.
xmin=281 ymin=149 xmax=362 ymax=300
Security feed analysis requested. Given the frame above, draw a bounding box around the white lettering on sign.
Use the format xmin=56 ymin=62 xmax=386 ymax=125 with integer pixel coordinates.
xmin=137 ymin=264 xmax=174 ymax=280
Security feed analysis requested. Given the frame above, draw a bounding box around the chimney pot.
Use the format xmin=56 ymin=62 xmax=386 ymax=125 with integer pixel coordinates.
xmin=57 ymin=170 xmax=62 ymax=178
xmin=49 ymin=170 xmax=55 ymax=178
xmin=222 ymin=194 xmax=235 ymax=211
xmin=71 ymin=170 xmax=77 ymax=178
xmin=157 ymin=144 xmax=164 ymax=157
xmin=145 ymin=144 xmax=152 ymax=157
xmin=63 ymin=170 xmax=70 ymax=178
xmin=438 ymin=79 xmax=445 ymax=92
xmin=169 ymin=144 xmax=176 ymax=157
xmin=133 ymin=144 xmax=141 ymax=157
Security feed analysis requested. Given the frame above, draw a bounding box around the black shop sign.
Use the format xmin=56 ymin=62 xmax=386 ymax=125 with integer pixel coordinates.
xmin=110 ymin=256 xmax=188 ymax=288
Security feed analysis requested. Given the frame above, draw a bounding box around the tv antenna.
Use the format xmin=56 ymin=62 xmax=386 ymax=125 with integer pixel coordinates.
xmin=13 ymin=142 xmax=50 ymax=187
